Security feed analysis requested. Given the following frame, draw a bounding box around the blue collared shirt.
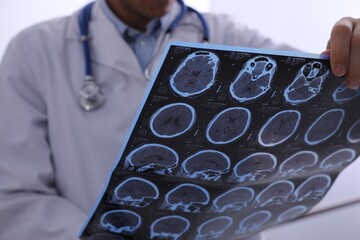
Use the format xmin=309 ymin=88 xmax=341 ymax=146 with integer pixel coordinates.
xmin=99 ymin=0 xmax=167 ymax=71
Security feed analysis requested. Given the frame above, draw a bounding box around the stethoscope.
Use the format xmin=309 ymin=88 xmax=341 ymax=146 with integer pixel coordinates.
xmin=78 ymin=0 xmax=209 ymax=111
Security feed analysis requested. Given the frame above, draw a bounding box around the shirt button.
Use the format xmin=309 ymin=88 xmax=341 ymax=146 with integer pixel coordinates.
xmin=140 ymin=41 xmax=146 ymax=47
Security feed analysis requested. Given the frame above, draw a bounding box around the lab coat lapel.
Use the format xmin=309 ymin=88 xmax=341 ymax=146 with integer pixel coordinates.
xmin=87 ymin=2 xmax=145 ymax=81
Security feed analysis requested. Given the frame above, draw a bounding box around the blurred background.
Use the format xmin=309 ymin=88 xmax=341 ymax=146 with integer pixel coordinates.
xmin=1 ymin=0 xmax=360 ymax=239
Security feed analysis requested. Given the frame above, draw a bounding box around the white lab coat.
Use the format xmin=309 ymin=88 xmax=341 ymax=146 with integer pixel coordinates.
xmin=0 ymin=1 xmax=293 ymax=240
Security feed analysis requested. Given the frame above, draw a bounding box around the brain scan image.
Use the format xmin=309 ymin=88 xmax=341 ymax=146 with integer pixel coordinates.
xmin=150 ymin=215 xmax=190 ymax=240
xmin=228 ymin=152 xmax=277 ymax=183
xmin=150 ymin=103 xmax=196 ymax=138
xmin=277 ymin=205 xmax=307 ymax=223
xmin=195 ymin=216 xmax=233 ymax=240
xmin=229 ymin=56 xmax=277 ymax=103
xmin=99 ymin=210 xmax=141 ymax=235
xmin=113 ymin=177 xmax=159 ymax=208
xmin=179 ymin=150 xmax=230 ymax=181
xmin=279 ymin=151 xmax=318 ymax=177
xmin=304 ymin=109 xmax=345 ymax=145
xmin=284 ymin=61 xmax=329 ymax=106
xmin=254 ymin=180 xmax=295 ymax=208
xmin=235 ymin=210 xmax=272 ymax=237
xmin=211 ymin=187 xmax=255 ymax=213
xmin=320 ymin=148 xmax=357 ymax=171
xmin=124 ymin=143 xmax=179 ymax=175
xmin=161 ymin=183 xmax=210 ymax=213
xmin=206 ymin=107 xmax=251 ymax=144
xmin=293 ymin=174 xmax=332 ymax=202
xmin=332 ymin=82 xmax=360 ymax=104
xmin=169 ymin=51 xmax=219 ymax=97
xmin=347 ymin=119 xmax=360 ymax=143
xmin=89 ymin=233 xmax=125 ymax=240
xmin=258 ymin=110 xmax=301 ymax=147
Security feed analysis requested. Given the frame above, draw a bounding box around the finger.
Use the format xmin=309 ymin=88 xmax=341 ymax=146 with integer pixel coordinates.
xmin=346 ymin=19 xmax=360 ymax=88
xmin=329 ymin=17 xmax=354 ymax=77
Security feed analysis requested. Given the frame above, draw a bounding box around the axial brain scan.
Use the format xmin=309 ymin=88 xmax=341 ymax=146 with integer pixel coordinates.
xmin=284 ymin=61 xmax=329 ymax=105
xmin=161 ymin=183 xmax=210 ymax=213
xmin=179 ymin=149 xmax=230 ymax=181
xmin=150 ymin=215 xmax=190 ymax=240
xmin=150 ymin=103 xmax=196 ymax=138
xmin=211 ymin=187 xmax=255 ymax=213
xmin=195 ymin=216 xmax=233 ymax=240
xmin=230 ymin=56 xmax=277 ymax=103
xmin=206 ymin=107 xmax=251 ymax=144
xmin=170 ymin=51 xmax=219 ymax=97
xmin=254 ymin=180 xmax=295 ymax=208
xmin=258 ymin=110 xmax=301 ymax=147
xmin=332 ymin=82 xmax=360 ymax=104
xmin=304 ymin=109 xmax=345 ymax=145
xmin=320 ymin=148 xmax=356 ymax=171
xmin=112 ymin=177 xmax=159 ymax=208
xmin=279 ymin=151 xmax=318 ymax=177
xmin=99 ymin=210 xmax=141 ymax=235
xmin=347 ymin=119 xmax=360 ymax=143
xmin=235 ymin=210 xmax=272 ymax=237
xmin=293 ymin=174 xmax=332 ymax=202
xmin=229 ymin=152 xmax=277 ymax=183
xmin=124 ymin=143 xmax=179 ymax=175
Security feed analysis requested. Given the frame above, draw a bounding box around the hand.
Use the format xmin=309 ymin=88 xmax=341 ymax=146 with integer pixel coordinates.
xmin=326 ymin=17 xmax=360 ymax=89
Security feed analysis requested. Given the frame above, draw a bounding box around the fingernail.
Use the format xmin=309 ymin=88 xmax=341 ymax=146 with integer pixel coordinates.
xmin=334 ymin=64 xmax=346 ymax=76
xmin=345 ymin=80 xmax=359 ymax=89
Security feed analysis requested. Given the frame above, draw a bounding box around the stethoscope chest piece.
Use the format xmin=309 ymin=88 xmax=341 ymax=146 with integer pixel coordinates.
xmin=79 ymin=79 xmax=105 ymax=111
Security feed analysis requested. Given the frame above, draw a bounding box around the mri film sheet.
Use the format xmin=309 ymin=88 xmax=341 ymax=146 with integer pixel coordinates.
xmin=80 ymin=43 xmax=360 ymax=240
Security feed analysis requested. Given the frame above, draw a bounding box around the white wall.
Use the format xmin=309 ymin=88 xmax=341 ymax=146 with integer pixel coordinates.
xmin=209 ymin=0 xmax=360 ymax=53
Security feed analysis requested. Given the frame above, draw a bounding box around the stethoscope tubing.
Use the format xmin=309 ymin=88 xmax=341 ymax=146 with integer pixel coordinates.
xmin=77 ymin=0 xmax=209 ymax=111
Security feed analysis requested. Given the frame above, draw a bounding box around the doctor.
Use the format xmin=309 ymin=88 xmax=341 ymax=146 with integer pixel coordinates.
xmin=0 ymin=0 xmax=359 ymax=240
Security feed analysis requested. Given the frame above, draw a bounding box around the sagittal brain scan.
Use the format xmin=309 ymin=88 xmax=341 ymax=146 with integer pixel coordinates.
xmin=229 ymin=56 xmax=276 ymax=103
xmin=112 ymin=177 xmax=159 ymax=208
xmin=254 ymin=180 xmax=295 ymax=208
xmin=161 ymin=183 xmax=210 ymax=213
xmin=284 ymin=61 xmax=329 ymax=105
xmin=258 ymin=110 xmax=301 ymax=147
xmin=150 ymin=215 xmax=190 ymax=240
xmin=235 ymin=210 xmax=272 ymax=237
xmin=195 ymin=216 xmax=233 ymax=240
xmin=293 ymin=174 xmax=332 ymax=202
xmin=170 ymin=51 xmax=219 ymax=97
xmin=332 ymin=82 xmax=360 ymax=104
xmin=211 ymin=187 xmax=255 ymax=213
xmin=304 ymin=109 xmax=345 ymax=145
xmin=88 ymin=233 xmax=125 ymax=240
xmin=277 ymin=205 xmax=307 ymax=223
xmin=80 ymin=43 xmax=360 ymax=240
xmin=99 ymin=210 xmax=141 ymax=235
xmin=179 ymin=150 xmax=230 ymax=181
xmin=320 ymin=148 xmax=357 ymax=171
xmin=150 ymin=103 xmax=196 ymax=138
xmin=347 ymin=119 xmax=360 ymax=143
xmin=279 ymin=151 xmax=318 ymax=177
xmin=206 ymin=107 xmax=251 ymax=144
xmin=228 ymin=152 xmax=277 ymax=183
xmin=124 ymin=143 xmax=179 ymax=175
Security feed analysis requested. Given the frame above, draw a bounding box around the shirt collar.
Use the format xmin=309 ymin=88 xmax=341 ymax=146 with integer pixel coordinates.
xmin=99 ymin=0 xmax=169 ymax=36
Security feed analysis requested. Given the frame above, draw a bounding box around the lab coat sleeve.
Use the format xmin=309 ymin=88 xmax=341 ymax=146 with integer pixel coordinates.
xmin=206 ymin=13 xmax=298 ymax=51
xmin=0 ymin=31 xmax=86 ymax=240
